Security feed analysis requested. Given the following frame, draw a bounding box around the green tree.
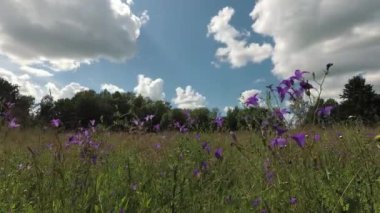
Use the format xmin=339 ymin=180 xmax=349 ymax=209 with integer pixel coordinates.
xmin=225 ymin=107 xmax=239 ymax=131
xmin=339 ymin=75 xmax=378 ymax=123
xmin=0 ymin=78 xmax=35 ymax=126
xmin=0 ymin=78 xmax=19 ymax=103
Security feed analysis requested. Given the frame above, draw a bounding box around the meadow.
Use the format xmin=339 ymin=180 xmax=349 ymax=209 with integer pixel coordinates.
xmin=1 ymin=124 xmax=379 ymax=212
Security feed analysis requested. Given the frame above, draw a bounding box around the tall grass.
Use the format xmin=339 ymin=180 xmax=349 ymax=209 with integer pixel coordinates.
xmin=0 ymin=125 xmax=379 ymax=212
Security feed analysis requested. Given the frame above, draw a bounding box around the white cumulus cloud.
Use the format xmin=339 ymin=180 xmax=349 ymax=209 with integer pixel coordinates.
xmin=207 ymin=7 xmax=273 ymax=68
xmin=45 ymin=82 xmax=89 ymax=100
xmin=20 ymin=66 xmax=53 ymax=77
xmin=0 ymin=68 xmax=88 ymax=101
xmin=0 ymin=68 xmax=44 ymax=100
xmin=0 ymin=0 xmax=149 ymax=71
xmin=101 ymin=83 xmax=125 ymax=93
xmin=223 ymin=106 xmax=234 ymax=113
xmin=250 ymin=0 xmax=380 ymax=98
xmin=172 ymin=86 xmax=207 ymax=109
xmin=133 ymin=75 xmax=165 ymax=101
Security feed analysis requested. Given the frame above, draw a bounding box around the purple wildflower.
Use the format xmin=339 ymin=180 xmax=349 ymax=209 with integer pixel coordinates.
xmin=174 ymin=121 xmax=188 ymax=133
xmin=91 ymin=155 xmax=97 ymax=164
xmin=281 ymin=79 xmax=293 ymax=88
xmin=200 ymin=161 xmax=208 ymax=170
xmin=8 ymin=118 xmax=20 ymax=128
xmin=245 ymin=93 xmax=259 ymax=107
xmin=270 ymin=137 xmax=288 ymax=149
xmin=273 ymin=108 xmax=290 ymax=120
xmin=214 ymin=116 xmax=224 ymax=128
xmin=46 ymin=143 xmax=53 ymax=150
xmin=195 ymin=132 xmax=201 ymax=141
xmin=292 ymin=87 xmax=304 ymax=99
xmin=300 ymin=80 xmax=313 ymax=90
xmin=290 ymin=197 xmax=297 ymax=205
xmin=263 ymin=159 xmax=275 ymax=184
xmin=274 ymin=125 xmax=287 ymax=136
xmin=314 ymin=134 xmax=321 ymax=142
xmin=144 ymin=114 xmax=155 ymax=121
xmin=50 ymin=118 xmax=61 ymax=128
xmin=193 ymin=169 xmax=201 ymax=178
xmin=317 ymin=105 xmax=334 ymax=117
xmin=201 ymin=142 xmax=211 ymax=154
xmin=132 ymin=118 xmax=140 ymax=126
xmin=276 ymin=86 xmax=288 ymax=102
xmin=5 ymin=102 xmax=15 ymax=109
xmin=251 ymin=198 xmax=261 ymax=208
xmin=292 ymin=133 xmax=306 ymax=148
xmin=183 ymin=110 xmax=191 ymax=119
xmin=179 ymin=125 xmax=188 ymax=133
xmin=291 ymin=70 xmax=308 ymax=81
xmin=153 ymin=124 xmax=160 ymax=132
xmin=89 ymin=141 xmax=100 ymax=149
xmin=153 ymin=143 xmax=161 ymax=150
xmin=214 ymin=147 xmax=223 ymax=160
xmin=174 ymin=121 xmax=181 ymax=129
xmin=68 ymin=134 xmax=81 ymax=145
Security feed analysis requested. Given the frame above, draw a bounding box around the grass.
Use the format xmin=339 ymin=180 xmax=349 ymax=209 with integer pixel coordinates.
xmin=0 ymin=125 xmax=379 ymax=212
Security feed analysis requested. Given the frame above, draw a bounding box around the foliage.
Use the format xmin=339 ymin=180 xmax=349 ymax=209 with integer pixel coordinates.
xmin=338 ymin=75 xmax=379 ymax=124
xmin=0 ymin=78 xmax=35 ymax=126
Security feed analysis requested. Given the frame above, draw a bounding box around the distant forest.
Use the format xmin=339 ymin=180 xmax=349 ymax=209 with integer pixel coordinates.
xmin=1 ymin=75 xmax=379 ymax=132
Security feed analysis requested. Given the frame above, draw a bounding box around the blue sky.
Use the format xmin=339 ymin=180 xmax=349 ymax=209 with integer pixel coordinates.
xmin=0 ymin=0 xmax=379 ymax=112
xmin=57 ymin=0 xmax=275 ymax=110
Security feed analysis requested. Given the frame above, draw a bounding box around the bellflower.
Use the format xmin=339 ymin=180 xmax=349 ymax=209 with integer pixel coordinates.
xmin=292 ymin=133 xmax=306 ymax=148
xmin=8 ymin=118 xmax=20 ymax=128
xmin=201 ymin=142 xmax=211 ymax=154
xmin=314 ymin=134 xmax=321 ymax=142
xmin=214 ymin=116 xmax=224 ymax=128
xmin=193 ymin=169 xmax=201 ymax=178
xmin=291 ymin=70 xmax=308 ymax=81
xmin=144 ymin=114 xmax=155 ymax=121
xmin=317 ymin=105 xmax=334 ymax=117
xmin=245 ymin=93 xmax=259 ymax=107
xmin=214 ymin=148 xmax=223 ymax=160
xmin=300 ymin=80 xmax=313 ymax=90
xmin=153 ymin=143 xmax=161 ymax=150
xmin=153 ymin=124 xmax=160 ymax=132
xmin=273 ymin=108 xmax=290 ymax=120
xmin=281 ymin=79 xmax=293 ymax=88
xmin=289 ymin=197 xmax=297 ymax=205
xmin=274 ymin=125 xmax=287 ymax=136
xmin=276 ymin=86 xmax=288 ymax=102
xmin=251 ymin=198 xmax=261 ymax=208
xmin=270 ymin=137 xmax=288 ymax=149
xmin=200 ymin=161 xmax=208 ymax=170
xmin=50 ymin=118 xmax=61 ymax=128
xmin=195 ymin=132 xmax=201 ymax=141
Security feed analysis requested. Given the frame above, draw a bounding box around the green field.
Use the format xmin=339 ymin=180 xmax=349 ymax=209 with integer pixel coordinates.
xmin=1 ymin=125 xmax=379 ymax=212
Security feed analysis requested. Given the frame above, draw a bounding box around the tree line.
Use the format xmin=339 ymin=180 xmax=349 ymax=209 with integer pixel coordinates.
xmin=0 ymin=75 xmax=379 ymax=132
